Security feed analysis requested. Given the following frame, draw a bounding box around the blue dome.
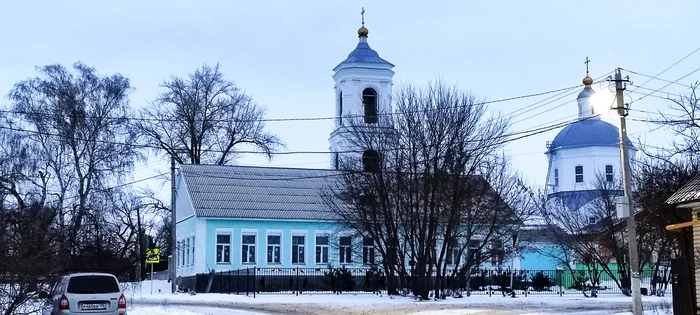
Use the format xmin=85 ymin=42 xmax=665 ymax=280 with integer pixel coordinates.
xmin=548 ymin=119 xmax=634 ymax=152
xmin=335 ymin=41 xmax=394 ymax=68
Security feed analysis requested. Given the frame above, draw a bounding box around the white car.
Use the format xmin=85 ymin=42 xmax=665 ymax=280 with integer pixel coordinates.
xmin=40 ymin=272 xmax=127 ymax=315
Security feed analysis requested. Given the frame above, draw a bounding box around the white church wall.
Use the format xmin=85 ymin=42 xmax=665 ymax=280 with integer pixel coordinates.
xmin=548 ymin=146 xmax=636 ymax=192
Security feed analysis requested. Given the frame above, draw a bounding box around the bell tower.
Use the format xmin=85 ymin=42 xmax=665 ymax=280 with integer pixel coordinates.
xmin=329 ymin=9 xmax=395 ymax=170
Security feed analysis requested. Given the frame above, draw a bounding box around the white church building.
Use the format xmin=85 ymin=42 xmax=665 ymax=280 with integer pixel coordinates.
xmin=519 ymin=72 xmax=637 ymax=271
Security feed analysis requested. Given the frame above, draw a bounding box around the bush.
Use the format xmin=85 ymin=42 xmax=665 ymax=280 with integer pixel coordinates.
xmin=530 ymin=271 xmax=554 ymax=291
xmin=323 ymin=266 xmax=354 ymax=293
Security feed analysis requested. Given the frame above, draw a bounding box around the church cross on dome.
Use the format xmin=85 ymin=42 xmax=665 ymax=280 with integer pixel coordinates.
xmin=584 ymin=56 xmax=590 ymax=75
xmin=361 ymin=7 xmax=365 ymax=26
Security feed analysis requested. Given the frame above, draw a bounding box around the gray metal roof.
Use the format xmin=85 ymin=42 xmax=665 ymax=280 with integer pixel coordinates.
xmin=666 ymin=174 xmax=700 ymax=206
xmin=179 ymin=164 xmax=342 ymax=221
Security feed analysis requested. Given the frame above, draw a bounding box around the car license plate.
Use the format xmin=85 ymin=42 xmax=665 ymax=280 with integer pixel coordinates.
xmin=81 ymin=303 xmax=106 ymax=310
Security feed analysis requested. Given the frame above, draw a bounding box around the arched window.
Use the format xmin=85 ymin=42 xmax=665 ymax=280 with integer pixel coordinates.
xmin=362 ymin=149 xmax=380 ymax=172
xmin=575 ymin=166 xmax=584 ymax=183
xmin=338 ymin=91 xmax=343 ymax=126
xmin=554 ymin=168 xmax=559 ymax=186
xmin=362 ymin=88 xmax=378 ymax=123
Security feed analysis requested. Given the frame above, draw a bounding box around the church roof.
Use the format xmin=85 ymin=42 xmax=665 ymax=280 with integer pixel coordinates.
xmin=335 ymin=41 xmax=394 ymax=69
xmin=548 ymin=119 xmax=635 ymax=152
xmin=179 ymin=164 xmax=341 ymax=221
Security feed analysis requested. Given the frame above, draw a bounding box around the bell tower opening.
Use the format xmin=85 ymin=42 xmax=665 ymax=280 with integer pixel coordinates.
xmin=363 ymin=88 xmax=378 ymax=123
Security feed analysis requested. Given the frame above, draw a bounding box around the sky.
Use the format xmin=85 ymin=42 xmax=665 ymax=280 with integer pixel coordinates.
xmin=2 ymin=0 xmax=700 ymax=197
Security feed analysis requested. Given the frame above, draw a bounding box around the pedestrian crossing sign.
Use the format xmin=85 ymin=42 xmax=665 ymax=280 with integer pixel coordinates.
xmin=145 ymin=248 xmax=160 ymax=264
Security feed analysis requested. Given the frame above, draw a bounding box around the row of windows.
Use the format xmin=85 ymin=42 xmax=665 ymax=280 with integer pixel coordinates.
xmin=215 ymin=232 xmax=377 ymax=266
xmin=553 ymin=165 xmax=615 ymax=186
xmin=177 ymin=237 xmax=195 ymax=267
xmin=337 ymin=88 xmax=378 ymax=126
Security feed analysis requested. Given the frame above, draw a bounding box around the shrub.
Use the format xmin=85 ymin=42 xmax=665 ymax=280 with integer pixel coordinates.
xmin=530 ymin=271 xmax=554 ymax=291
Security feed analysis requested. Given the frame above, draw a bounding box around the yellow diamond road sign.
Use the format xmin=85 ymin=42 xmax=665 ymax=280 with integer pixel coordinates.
xmin=145 ymin=248 xmax=160 ymax=264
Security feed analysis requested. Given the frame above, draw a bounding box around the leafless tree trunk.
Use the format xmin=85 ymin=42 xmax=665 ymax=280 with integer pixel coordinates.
xmin=324 ymin=80 xmax=531 ymax=299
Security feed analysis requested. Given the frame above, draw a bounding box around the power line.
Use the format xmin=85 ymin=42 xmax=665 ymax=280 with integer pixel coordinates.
xmin=0 ymin=83 xmax=585 ymax=125
xmin=0 ymin=112 xmax=596 ymax=156
xmin=621 ymin=68 xmax=694 ymax=88
xmin=43 ymin=173 xmax=168 ymax=206
xmin=630 ymin=66 xmax=700 ymax=104
xmin=625 ymin=45 xmax=700 ymax=92
xmin=179 ymin=115 xmax=602 ymax=183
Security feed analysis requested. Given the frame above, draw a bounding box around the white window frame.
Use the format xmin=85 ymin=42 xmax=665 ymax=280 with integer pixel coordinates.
xmin=215 ymin=228 xmax=233 ymax=264
xmin=266 ymin=229 xmax=282 ymax=265
xmin=241 ymin=228 xmax=258 ymax=265
xmin=339 ymin=234 xmax=353 ymax=264
xmin=190 ymin=236 xmax=195 ymax=265
xmin=291 ymin=230 xmax=306 ymax=265
xmin=185 ymin=237 xmax=190 ymax=266
xmin=362 ymin=237 xmax=375 ymax=265
xmin=315 ymin=231 xmax=331 ymax=265
xmin=575 ymin=165 xmax=584 ymax=183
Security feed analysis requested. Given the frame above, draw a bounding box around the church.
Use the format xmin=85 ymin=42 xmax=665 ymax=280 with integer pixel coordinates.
xmin=172 ymin=17 xmax=630 ymax=277
xmin=172 ymin=20 xmax=527 ymax=278
xmin=517 ymin=70 xmax=637 ymax=271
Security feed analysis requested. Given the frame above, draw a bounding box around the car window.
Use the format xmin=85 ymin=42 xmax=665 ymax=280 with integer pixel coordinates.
xmin=66 ymin=275 xmax=119 ymax=294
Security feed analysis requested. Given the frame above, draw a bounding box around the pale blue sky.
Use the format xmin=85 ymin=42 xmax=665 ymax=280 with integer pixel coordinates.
xmin=2 ymin=0 xmax=699 ymax=194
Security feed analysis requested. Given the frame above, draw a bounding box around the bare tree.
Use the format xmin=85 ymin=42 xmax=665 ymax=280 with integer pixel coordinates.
xmin=657 ymin=82 xmax=700 ymax=155
xmin=134 ymin=63 xmax=284 ymax=165
xmin=0 ymin=203 xmax=62 ymax=315
xmin=7 ymin=62 xmax=141 ymax=257
xmin=324 ymin=81 xmax=527 ymax=299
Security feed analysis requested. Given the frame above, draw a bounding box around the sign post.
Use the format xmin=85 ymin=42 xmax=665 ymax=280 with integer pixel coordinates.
xmin=145 ymin=247 xmax=161 ymax=294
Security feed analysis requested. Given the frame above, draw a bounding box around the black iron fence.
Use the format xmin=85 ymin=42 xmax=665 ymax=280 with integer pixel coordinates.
xmin=179 ymin=267 xmax=672 ymax=297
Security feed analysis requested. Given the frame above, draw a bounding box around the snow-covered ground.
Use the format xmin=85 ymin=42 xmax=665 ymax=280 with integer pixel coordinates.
xmin=119 ymin=280 xmax=674 ymax=315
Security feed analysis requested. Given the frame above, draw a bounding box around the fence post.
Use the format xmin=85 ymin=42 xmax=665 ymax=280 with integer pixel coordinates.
xmin=488 ymin=270 xmax=492 ymax=297
xmin=296 ymin=268 xmax=299 ymax=296
xmin=228 ymin=270 xmax=231 ymax=294
xmin=557 ymin=269 xmax=563 ymax=297
xmin=253 ymin=268 xmax=256 ymax=298
xmin=246 ymin=268 xmax=249 ymax=296
xmin=236 ymin=269 xmax=240 ymax=295
xmin=524 ymin=270 xmax=528 ymax=297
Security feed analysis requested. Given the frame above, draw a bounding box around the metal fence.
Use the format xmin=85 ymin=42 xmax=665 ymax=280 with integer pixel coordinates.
xmin=180 ymin=267 xmax=672 ymax=297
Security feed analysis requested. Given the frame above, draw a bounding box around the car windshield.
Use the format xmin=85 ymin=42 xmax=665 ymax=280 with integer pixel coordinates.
xmin=66 ymin=275 xmax=119 ymax=294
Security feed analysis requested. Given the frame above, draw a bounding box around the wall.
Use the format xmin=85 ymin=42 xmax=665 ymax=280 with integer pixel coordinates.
xmin=200 ymin=219 xmax=366 ymax=274
xmin=519 ymin=244 xmax=565 ymax=271
xmin=547 ymin=146 xmax=635 ymax=192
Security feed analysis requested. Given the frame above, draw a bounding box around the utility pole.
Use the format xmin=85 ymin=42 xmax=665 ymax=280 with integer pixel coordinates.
xmin=170 ymin=155 xmax=177 ymax=294
xmin=612 ymin=68 xmax=642 ymax=314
